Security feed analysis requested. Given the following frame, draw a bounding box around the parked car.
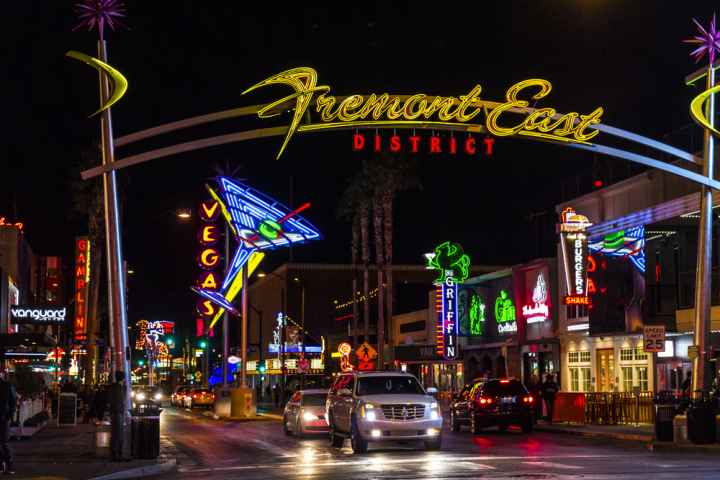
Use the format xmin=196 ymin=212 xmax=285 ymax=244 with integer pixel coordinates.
xmin=183 ymin=388 xmax=214 ymax=409
xmin=449 ymin=383 xmax=476 ymax=432
xmin=282 ymin=389 xmax=329 ymax=437
xmin=326 ymin=371 xmax=442 ymax=454
xmin=467 ymin=378 xmax=534 ymax=433
xmin=171 ymin=386 xmax=192 ymax=407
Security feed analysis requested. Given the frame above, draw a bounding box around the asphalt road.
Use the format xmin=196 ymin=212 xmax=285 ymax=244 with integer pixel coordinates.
xmin=158 ymin=407 xmax=720 ymax=479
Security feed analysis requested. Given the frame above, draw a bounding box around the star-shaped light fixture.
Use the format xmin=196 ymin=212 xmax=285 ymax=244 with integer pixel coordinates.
xmin=685 ymin=14 xmax=720 ymax=64
xmin=73 ymin=0 xmax=127 ymax=41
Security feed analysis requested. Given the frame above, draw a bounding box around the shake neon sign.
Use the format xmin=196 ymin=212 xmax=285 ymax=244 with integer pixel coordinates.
xmin=559 ymin=208 xmax=592 ymax=306
xmin=243 ymin=67 xmax=604 ymax=159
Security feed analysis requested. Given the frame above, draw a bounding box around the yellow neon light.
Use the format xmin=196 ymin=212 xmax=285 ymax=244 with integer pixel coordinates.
xmin=66 ymin=50 xmax=128 ymax=116
xmin=690 ymin=82 xmax=720 ymax=139
xmin=242 ymin=67 xmax=604 ymax=158
xmin=207 ymin=251 xmax=264 ymax=330
xmin=206 ymin=186 xmax=236 ymax=236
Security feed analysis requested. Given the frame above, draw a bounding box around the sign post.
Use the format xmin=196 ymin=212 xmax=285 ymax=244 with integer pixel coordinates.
xmin=643 ymin=325 xmax=666 ymax=353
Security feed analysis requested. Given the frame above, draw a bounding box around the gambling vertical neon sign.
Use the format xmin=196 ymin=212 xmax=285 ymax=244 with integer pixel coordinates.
xmin=74 ymin=237 xmax=91 ymax=341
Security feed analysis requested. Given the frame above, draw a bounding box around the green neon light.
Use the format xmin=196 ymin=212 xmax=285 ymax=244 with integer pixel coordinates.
xmin=494 ymin=290 xmax=516 ymax=323
xmin=258 ymin=219 xmax=282 ymax=240
xmin=603 ymin=230 xmax=625 ymax=249
xmin=426 ymin=241 xmax=470 ymax=284
xmin=469 ymin=292 xmax=486 ymax=335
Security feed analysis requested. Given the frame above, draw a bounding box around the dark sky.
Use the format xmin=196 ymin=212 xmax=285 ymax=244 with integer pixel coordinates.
xmin=4 ymin=1 xmax=717 ymax=330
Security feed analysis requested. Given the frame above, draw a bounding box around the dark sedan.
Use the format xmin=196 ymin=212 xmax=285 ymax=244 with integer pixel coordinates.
xmin=467 ymin=379 xmax=535 ymax=434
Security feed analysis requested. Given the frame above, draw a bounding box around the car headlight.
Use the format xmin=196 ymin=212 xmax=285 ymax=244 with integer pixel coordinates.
xmin=154 ymin=392 xmax=162 ymax=401
xmin=430 ymin=402 xmax=438 ymax=409
xmin=136 ymin=392 xmax=146 ymax=401
xmin=303 ymin=411 xmax=318 ymax=422
xmin=430 ymin=409 xmax=439 ymax=420
xmin=361 ymin=404 xmax=377 ymax=421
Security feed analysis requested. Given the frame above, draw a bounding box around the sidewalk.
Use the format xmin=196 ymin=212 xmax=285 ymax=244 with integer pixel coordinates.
xmin=535 ymin=420 xmax=654 ymax=442
xmin=11 ymin=420 xmax=176 ymax=480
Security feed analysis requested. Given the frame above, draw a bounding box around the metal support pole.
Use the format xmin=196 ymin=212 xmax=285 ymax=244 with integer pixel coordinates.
xmin=240 ymin=266 xmax=249 ymax=388
xmin=222 ymin=224 xmax=229 ymax=387
xmin=692 ymin=64 xmax=716 ymax=393
xmin=97 ymin=39 xmax=131 ymax=458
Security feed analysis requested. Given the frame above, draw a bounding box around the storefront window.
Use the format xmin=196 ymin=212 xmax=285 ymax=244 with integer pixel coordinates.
xmin=568 ymin=352 xmax=579 ymax=363
xmin=634 ymin=347 xmax=647 ymax=361
xmin=622 ymin=366 xmax=633 ymax=392
xmin=579 ymin=351 xmax=591 ymax=363
xmin=581 ymin=367 xmax=592 ymax=392
xmin=570 ymin=368 xmax=580 ymax=391
xmin=636 ymin=367 xmax=648 ymax=391
xmin=620 ymin=349 xmax=634 ymax=362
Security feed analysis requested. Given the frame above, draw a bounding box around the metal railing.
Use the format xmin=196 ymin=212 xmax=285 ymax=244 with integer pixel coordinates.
xmin=584 ymin=392 xmax=655 ymax=425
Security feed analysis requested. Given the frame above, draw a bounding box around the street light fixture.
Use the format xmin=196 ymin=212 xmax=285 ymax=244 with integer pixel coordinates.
xmin=176 ymin=208 xmax=192 ymax=219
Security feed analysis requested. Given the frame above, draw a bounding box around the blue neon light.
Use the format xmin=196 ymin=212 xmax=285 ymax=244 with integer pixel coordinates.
xmin=268 ymin=345 xmax=322 ymax=354
xmin=193 ymin=177 xmax=322 ymax=313
xmin=589 ymin=226 xmax=646 ymax=273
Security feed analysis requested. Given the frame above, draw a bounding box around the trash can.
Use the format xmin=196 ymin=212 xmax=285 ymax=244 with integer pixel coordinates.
xmin=653 ymin=391 xmax=678 ymax=442
xmin=130 ymin=401 xmax=161 ymax=459
xmin=687 ymin=397 xmax=716 ymax=445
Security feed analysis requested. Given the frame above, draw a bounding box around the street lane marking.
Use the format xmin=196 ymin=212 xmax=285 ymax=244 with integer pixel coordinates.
xmin=523 ymin=461 xmax=582 ymax=470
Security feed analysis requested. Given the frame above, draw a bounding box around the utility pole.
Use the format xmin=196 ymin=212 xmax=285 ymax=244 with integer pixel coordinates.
xmin=222 ymin=223 xmax=230 ymax=388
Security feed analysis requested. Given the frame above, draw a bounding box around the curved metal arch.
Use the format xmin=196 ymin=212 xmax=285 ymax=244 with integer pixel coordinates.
xmin=81 ymin=98 xmax=715 ymax=188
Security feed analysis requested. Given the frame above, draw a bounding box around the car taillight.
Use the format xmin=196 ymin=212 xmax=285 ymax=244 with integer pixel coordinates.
xmin=522 ymin=396 xmax=534 ymax=403
xmin=477 ymin=397 xmax=494 ymax=405
xmin=193 ymin=394 xmax=198 ymax=398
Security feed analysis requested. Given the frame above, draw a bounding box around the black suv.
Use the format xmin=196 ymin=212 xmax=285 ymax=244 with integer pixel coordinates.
xmin=465 ymin=379 xmax=534 ymax=433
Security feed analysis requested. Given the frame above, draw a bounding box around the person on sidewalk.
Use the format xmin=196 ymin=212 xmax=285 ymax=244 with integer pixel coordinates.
xmin=540 ymin=373 xmax=559 ymax=424
xmin=0 ymin=368 xmax=17 ymax=474
xmin=109 ymin=372 xmax=127 ymax=461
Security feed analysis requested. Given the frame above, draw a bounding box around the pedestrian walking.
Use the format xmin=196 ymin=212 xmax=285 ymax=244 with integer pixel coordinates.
xmin=0 ymin=368 xmax=17 ymax=474
xmin=540 ymin=373 xmax=559 ymax=424
xmin=681 ymin=371 xmax=692 ymax=396
xmin=94 ymin=385 xmax=108 ymax=423
xmin=109 ymin=372 xmax=127 ymax=461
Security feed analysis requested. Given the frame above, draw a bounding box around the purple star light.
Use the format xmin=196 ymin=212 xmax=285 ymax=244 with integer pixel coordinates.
xmin=685 ymin=14 xmax=720 ymax=65
xmin=73 ymin=0 xmax=127 ymax=41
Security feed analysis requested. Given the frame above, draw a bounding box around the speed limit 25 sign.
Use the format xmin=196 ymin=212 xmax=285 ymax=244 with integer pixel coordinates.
xmin=643 ymin=325 xmax=666 ymax=353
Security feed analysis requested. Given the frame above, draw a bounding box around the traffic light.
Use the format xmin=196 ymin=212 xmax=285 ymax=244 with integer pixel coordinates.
xmin=258 ymin=360 xmax=266 ymax=374
xmin=166 ymin=337 xmax=175 ymax=348
xmin=199 ymin=339 xmax=208 ymax=349
xmin=138 ymin=359 xmax=145 ymax=366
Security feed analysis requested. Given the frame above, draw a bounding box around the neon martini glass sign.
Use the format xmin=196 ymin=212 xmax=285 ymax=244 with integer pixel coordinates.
xmin=192 ymin=177 xmax=321 ymax=314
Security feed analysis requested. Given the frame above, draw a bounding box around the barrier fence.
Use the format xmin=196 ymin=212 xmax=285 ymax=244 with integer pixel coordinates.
xmin=554 ymin=391 xmax=655 ymax=425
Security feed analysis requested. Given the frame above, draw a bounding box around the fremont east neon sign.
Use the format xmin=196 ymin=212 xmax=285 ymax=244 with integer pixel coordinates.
xmin=243 ymin=67 xmax=604 ymax=159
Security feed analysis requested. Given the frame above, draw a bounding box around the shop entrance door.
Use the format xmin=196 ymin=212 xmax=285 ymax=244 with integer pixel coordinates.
xmin=596 ymin=349 xmax=615 ymax=392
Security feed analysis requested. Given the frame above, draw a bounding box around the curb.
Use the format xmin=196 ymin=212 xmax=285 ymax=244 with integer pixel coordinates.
xmin=534 ymin=425 xmax=653 ymax=443
xmin=88 ymin=459 xmax=177 ymax=480
xmin=648 ymin=441 xmax=720 ymax=452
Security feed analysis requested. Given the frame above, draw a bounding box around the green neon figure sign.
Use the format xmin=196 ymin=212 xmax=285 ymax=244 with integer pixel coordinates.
xmin=494 ymin=290 xmax=516 ymax=323
xmin=426 ymin=241 xmax=470 ymax=284
xmin=469 ymin=292 xmax=485 ymax=335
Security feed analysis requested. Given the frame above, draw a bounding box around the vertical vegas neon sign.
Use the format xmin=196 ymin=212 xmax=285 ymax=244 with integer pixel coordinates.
xmin=196 ymin=199 xmax=221 ymax=336
xmin=74 ymin=237 xmax=91 ymax=341
xmin=559 ymin=207 xmax=592 ymax=305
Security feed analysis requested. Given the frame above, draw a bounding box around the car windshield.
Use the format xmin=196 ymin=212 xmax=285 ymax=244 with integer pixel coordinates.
xmin=302 ymin=394 xmax=327 ymax=406
xmin=482 ymin=380 xmax=527 ymax=397
xmin=356 ymin=376 xmax=425 ymax=396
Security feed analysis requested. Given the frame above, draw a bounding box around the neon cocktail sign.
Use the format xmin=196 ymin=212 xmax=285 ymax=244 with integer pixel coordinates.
xmin=243 ymin=67 xmax=604 ymax=159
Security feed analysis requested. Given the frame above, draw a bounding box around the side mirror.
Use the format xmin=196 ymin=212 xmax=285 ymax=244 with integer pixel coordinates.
xmin=337 ymin=388 xmax=352 ymax=397
xmin=426 ymin=387 xmax=438 ymax=394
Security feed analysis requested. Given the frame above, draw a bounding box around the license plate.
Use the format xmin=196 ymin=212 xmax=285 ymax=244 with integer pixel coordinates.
xmin=501 ymin=397 xmax=514 ymax=404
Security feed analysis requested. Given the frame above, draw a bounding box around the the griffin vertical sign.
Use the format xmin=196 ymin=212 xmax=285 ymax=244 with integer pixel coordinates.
xmin=426 ymin=241 xmax=470 ymax=360
xmin=559 ymin=208 xmax=592 ymax=305
xmin=74 ymin=237 xmax=91 ymax=341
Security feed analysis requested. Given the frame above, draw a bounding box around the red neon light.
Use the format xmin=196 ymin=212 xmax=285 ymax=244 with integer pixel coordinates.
xmin=500 ymin=379 xmax=510 ymax=384
xmin=409 ymin=135 xmax=421 ymax=153
xmin=74 ymin=238 xmax=90 ymax=341
xmin=430 ymin=136 xmax=441 ymax=153
xmin=335 ymin=313 xmax=354 ymax=322
xmin=374 ymin=134 xmax=381 ymax=152
xmin=390 ymin=135 xmax=401 ymax=152
xmin=464 ymin=137 xmax=476 ymax=154
xmin=563 ymin=295 xmax=590 ymax=305
xmin=484 ymin=137 xmax=495 ymax=155
xmin=587 ymin=255 xmax=597 ymax=272
xmin=353 ymin=133 xmax=365 ymax=151
xmin=449 ymin=136 xmax=457 ymax=154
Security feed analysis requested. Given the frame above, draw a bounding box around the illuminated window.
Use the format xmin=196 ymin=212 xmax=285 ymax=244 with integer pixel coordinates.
xmin=636 ymin=367 xmax=648 ymax=391
xmin=581 ymin=367 xmax=592 ymax=392
xmin=620 ymin=349 xmax=634 ymax=362
xmin=570 ymin=368 xmax=580 ymax=391
xmin=622 ymin=366 xmax=633 ymax=392
xmin=579 ymin=351 xmax=591 ymax=363
xmin=634 ymin=347 xmax=647 ymax=361
xmin=568 ymin=352 xmax=579 ymax=363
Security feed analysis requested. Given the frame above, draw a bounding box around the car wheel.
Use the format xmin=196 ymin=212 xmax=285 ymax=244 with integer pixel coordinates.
xmin=350 ymin=416 xmax=368 ymax=454
xmin=521 ymin=419 xmax=534 ymax=433
xmin=450 ymin=411 xmax=460 ymax=432
xmin=424 ymin=436 xmax=442 ymax=450
xmin=283 ymin=416 xmax=292 ymax=436
xmin=329 ymin=415 xmax=344 ymax=448
xmin=471 ymin=414 xmax=482 ymax=435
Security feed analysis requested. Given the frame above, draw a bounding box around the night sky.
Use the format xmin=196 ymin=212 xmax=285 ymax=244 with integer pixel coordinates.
xmin=4 ymin=1 xmax=716 ymax=332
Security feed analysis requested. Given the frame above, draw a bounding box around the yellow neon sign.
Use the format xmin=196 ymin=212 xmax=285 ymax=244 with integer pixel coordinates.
xmin=243 ymin=67 xmax=603 ymax=159
xmin=66 ymin=51 xmax=128 ymax=117
xmin=690 ymin=83 xmax=720 ymax=139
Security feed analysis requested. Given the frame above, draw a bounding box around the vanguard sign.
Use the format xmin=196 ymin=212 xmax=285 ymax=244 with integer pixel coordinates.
xmin=11 ymin=306 xmax=67 ymax=324
xmin=243 ymin=67 xmax=604 ymax=159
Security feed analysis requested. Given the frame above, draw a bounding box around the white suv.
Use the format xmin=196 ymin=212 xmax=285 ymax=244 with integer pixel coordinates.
xmin=325 ymin=371 xmax=442 ymax=453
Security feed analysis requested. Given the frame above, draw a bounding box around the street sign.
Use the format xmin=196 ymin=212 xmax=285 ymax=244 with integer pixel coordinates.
xmin=688 ymin=345 xmax=699 ymax=360
xmin=356 ymin=342 xmax=377 ymax=362
xmin=643 ymin=325 xmax=665 ymax=352
xmin=297 ymin=358 xmax=310 ymax=374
